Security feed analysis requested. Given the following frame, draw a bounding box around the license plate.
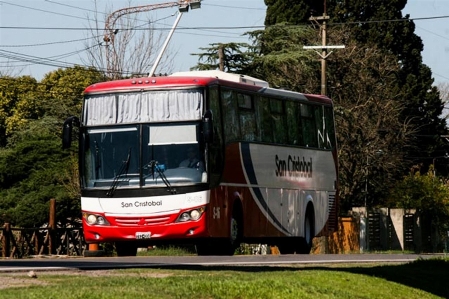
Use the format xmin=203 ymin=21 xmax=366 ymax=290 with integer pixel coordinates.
xmin=135 ymin=232 xmax=151 ymax=239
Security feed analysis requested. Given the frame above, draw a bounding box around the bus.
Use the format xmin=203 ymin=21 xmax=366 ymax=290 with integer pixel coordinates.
xmin=62 ymin=70 xmax=338 ymax=256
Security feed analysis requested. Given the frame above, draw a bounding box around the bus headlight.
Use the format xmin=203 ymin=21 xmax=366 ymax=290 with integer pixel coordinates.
xmin=179 ymin=213 xmax=190 ymax=222
xmin=83 ymin=213 xmax=110 ymax=226
xmin=96 ymin=216 xmax=108 ymax=225
xmin=190 ymin=209 xmax=200 ymax=220
xmin=86 ymin=214 xmax=97 ymax=225
xmin=176 ymin=207 xmax=205 ymax=222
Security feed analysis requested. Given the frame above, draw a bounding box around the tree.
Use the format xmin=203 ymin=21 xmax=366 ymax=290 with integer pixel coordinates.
xmin=190 ymin=42 xmax=256 ymax=74
xmin=0 ymin=117 xmax=79 ymax=227
xmin=389 ymin=166 xmax=449 ymax=252
xmin=438 ymin=82 xmax=449 ymax=123
xmin=248 ymin=24 xmax=318 ymax=92
xmin=327 ymin=35 xmax=415 ymax=208
xmin=0 ymin=76 xmax=42 ymax=146
xmin=38 ymin=66 xmax=105 ymax=121
xmin=326 ymin=0 xmax=448 ymax=170
xmin=83 ymin=0 xmax=176 ymax=79
xmin=0 ymin=66 xmax=104 ymax=227
xmin=264 ymin=0 xmax=323 ymax=26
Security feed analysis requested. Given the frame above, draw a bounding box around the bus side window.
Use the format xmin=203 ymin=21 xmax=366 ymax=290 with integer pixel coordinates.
xmin=258 ymin=97 xmax=273 ymax=143
xmin=301 ymin=104 xmax=318 ymax=148
xmin=286 ymin=101 xmax=301 ymax=145
xmin=315 ymin=106 xmax=326 ymax=149
xmin=221 ymin=89 xmax=239 ymax=142
xmin=270 ymin=99 xmax=287 ymax=144
xmin=209 ymin=87 xmax=224 ymax=185
xmin=238 ymin=93 xmax=257 ymax=141
xmin=324 ymin=106 xmax=336 ymax=149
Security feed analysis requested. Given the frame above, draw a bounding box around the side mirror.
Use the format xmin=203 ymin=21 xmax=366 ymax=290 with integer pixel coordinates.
xmin=202 ymin=110 xmax=213 ymax=144
xmin=62 ymin=116 xmax=80 ymax=149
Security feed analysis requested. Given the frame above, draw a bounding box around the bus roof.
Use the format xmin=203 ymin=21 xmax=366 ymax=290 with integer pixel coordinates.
xmin=170 ymin=70 xmax=270 ymax=88
xmin=84 ymin=70 xmax=332 ymax=105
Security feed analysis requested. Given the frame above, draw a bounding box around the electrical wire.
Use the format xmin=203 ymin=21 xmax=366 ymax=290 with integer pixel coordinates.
xmin=2 ymin=0 xmax=449 ymax=82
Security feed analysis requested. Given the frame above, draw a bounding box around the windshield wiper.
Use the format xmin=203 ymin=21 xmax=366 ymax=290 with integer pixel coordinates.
xmin=106 ymin=149 xmax=131 ymax=197
xmin=148 ymin=160 xmax=176 ymax=194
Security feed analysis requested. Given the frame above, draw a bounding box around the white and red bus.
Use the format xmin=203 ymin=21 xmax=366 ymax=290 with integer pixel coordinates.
xmin=63 ymin=70 xmax=338 ymax=256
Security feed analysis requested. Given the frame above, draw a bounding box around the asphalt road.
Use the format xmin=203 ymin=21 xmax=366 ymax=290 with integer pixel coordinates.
xmin=0 ymin=253 xmax=444 ymax=272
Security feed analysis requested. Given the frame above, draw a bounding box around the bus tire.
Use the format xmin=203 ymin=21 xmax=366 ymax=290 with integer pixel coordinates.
xmin=224 ymin=201 xmax=243 ymax=255
xmin=115 ymin=241 xmax=138 ymax=256
xmin=278 ymin=204 xmax=315 ymax=254
xmin=196 ymin=201 xmax=243 ymax=256
xmin=299 ymin=203 xmax=315 ymax=254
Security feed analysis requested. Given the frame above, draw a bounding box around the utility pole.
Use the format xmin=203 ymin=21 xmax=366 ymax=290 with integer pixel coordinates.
xmin=303 ymin=12 xmax=344 ymax=95
xmin=218 ymin=44 xmax=224 ymax=71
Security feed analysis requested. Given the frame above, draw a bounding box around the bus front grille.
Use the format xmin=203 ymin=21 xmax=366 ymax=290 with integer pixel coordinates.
xmin=113 ymin=215 xmax=172 ymax=226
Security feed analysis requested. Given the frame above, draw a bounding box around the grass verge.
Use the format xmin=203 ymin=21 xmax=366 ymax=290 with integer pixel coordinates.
xmin=0 ymin=258 xmax=448 ymax=299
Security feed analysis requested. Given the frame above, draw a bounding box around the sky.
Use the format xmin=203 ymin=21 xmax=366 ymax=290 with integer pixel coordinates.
xmin=0 ymin=0 xmax=448 ymax=85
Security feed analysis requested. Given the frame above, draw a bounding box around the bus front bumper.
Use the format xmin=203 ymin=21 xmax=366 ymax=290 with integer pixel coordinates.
xmin=83 ymin=216 xmax=208 ymax=243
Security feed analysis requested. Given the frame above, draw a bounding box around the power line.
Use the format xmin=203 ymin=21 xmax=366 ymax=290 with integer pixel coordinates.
xmin=0 ymin=14 xmax=448 ymax=31
xmin=0 ymin=42 xmax=102 ymax=69
xmin=202 ymin=3 xmax=266 ymax=10
xmin=0 ymin=25 xmax=265 ymax=31
xmin=0 ymin=36 xmax=102 ymax=48
xmin=43 ymin=0 xmax=102 ymax=15
xmin=0 ymin=1 xmax=89 ymax=22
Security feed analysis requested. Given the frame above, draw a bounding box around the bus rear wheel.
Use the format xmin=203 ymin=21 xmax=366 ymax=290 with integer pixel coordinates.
xmin=278 ymin=204 xmax=315 ymax=254
xmin=299 ymin=204 xmax=315 ymax=254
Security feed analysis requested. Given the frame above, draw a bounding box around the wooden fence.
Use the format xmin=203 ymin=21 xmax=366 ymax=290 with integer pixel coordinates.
xmin=1 ymin=223 xmax=85 ymax=258
xmin=1 ymin=198 xmax=86 ymax=258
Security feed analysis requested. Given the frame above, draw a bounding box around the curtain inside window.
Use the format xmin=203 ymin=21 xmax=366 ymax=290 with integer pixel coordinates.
xmin=84 ymin=89 xmax=203 ymax=125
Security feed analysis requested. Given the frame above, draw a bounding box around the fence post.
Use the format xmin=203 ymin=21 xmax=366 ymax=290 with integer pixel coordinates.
xmin=48 ymin=199 xmax=56 ymax=255
xmin=2 ymin=223 xmax=11 ymax=258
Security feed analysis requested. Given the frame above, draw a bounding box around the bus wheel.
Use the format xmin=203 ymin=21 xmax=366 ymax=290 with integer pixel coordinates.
xmin=115 ymin=241 xmax=138 ymax=256
xmin=196 ymin=203 xmax=243 ymax=256
xmin=278 ymin=204 xmax=315 ymax=254
xmin=222 ymin=203 xmax=243 ymax=255
xmin=298 ymin=204 xmax=315 ymax=254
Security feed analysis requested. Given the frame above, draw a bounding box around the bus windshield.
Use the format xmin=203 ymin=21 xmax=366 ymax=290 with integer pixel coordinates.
xmin=82 ymin=123 xmax=206 ymax=190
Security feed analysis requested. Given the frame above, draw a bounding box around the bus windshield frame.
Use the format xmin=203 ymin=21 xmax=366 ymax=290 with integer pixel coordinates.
xmin=80 ymin=87 xmax=207 ymax=193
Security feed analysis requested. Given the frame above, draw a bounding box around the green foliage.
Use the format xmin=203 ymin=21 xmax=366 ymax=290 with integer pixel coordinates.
xmin=0 ymin=66 xmax=103 ymax=227
xmin=264 ymin=0 xmax=322 ymax=26
xmin=325 ymin=0 xmax=449 ymax=173
xmin=0 ymin=117 xmax=80 ymax=227
xmin=38 ymin=66 xmax=105 ymax=120
xmin=247 ymin=24 xmax=318 ymax=92
xmin=0 ymin=68 xmax=105 ymax=227
xmin=136 ymin=245 xmax=197 ymax=256
xmin=389 ymin=166 xmax=449 ymax=216
xmin=190 ymin=42 xmax=257 ymax=74
xmin=388 ymin=166 xmax=449 ymax=245
xmin=0 ymin=76 xmax=42 ymax=146
xmin=0 ymin=66 xmax=104 ymax=148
